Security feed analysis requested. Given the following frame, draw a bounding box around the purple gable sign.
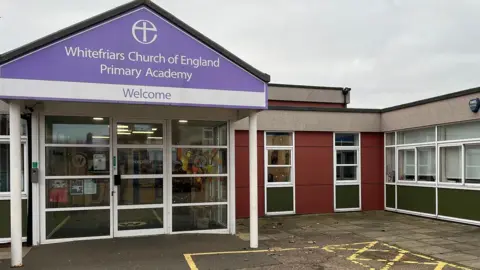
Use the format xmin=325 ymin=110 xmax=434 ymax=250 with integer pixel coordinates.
xmin=0 ymin=7 xmax=267 ymax=109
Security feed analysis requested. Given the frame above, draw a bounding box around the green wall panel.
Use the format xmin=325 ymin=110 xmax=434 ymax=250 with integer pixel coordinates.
xmin=0 ymin=199 xmax=28 ymax=238
xmin=386 ymin=185 xmax=396 ymax=209
xmin=336 ymin=185 xmax=360 ymax=209
xmin=266 ymin=187 xmax=294 ymax=213
xmin=397 ymin=185 xmax=435 ymax=214
xmin=439 ymin=188 xmax=480 ymax=222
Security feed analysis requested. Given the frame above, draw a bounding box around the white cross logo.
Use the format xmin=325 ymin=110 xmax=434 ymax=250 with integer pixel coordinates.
xmin=132 ymin=20 xmax=158 ymax=44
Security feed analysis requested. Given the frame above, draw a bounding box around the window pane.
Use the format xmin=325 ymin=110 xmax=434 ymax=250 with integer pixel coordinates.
xmin=335 ymin=133 xmax=359 ymax=146
xmin=465 ymin=144 xmax=480 ymax=184
xmin=385 ymin=133 xmax=395 ymax=146
xmin=46 ymin=179 xmax=110 ymax=208
xmin=171 ymin=120 xmax=227 ymax=146
xmin=398 ymin=149 xmax=415 ymax=180
xmin=172 ymin=205 xmax=227 ymax=232
xmin=417 ymin=147 xmax=436 ymax=182
xmin=438 ymin=121 xmax=480 ymax=141
xmin=45 ymin=116 xmax=109 ymax=145
xmin=172 ymin=177 xmax=227 ymax=204
xmin=45 ymin=147 xmax=110 ymax=176
xmin=336 ymin=150 xmax=357 ymax=165
xmin=267 ymin=167 xmax=291 ymax=182
xmin=118 ymin=178 xmax=163 ymax=205
xmin=0 ymin=144 xmax=25 ymax=192
xmin=267 ymin=150 xmax=291 ymax=165
xmin=117 ymin=148 xmax=163 ymax=175
xmin=266 ymin=132 xmax=292 ymax=146
xmin=385 ymin=148 xmax=395 ymax=183
xmin=118 ymin=208 xmax=163 ymax=231
xmin=172 ymin=148 xmax=227 ymax=175
xmin=336 ymin=166 xmax=357 ymax=181
xmin=397 ymin=127 xmax=435 ymax=144
xmin=440 ymin=146 xmax=461 ymax=183
xmin=46 ymin=210 xmax=110 ymax=239
xmin=116 ymin=123 xmax=164 ymax=145
xmin=0 ymin=114 xmax=27 ymax=136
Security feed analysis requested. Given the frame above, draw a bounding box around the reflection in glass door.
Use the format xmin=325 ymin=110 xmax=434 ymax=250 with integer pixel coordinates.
xmin=113 ymin=121 xmax=166 ymax=237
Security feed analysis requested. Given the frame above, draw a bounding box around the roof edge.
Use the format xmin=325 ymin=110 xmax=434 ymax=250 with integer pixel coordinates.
xmin=268 ymin=106 xmax=381 ymax=114
xmin=0 ymin=0 xmax=270 ymax=82
xmin=268 ymin=83 xmax=345 ymax=91
xmin=381 ymin=86 xmax=480 ymax=113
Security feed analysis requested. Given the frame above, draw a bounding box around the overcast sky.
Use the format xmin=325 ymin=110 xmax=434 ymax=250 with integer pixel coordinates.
xmin=1 ymin=0 xmax=479 ymax=108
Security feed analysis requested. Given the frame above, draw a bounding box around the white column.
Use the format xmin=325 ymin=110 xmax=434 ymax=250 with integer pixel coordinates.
xmin=248 ymin=111 xmax=258 ymax=248
xmin=228 ymin=120 xmax=236 ymax=235
xmin=9 ymin=101 xmax=23 ymax=267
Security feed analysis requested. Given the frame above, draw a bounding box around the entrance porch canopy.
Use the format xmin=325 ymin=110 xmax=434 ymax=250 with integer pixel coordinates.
xmin=0 ymin=0 xmax=268 ymax=266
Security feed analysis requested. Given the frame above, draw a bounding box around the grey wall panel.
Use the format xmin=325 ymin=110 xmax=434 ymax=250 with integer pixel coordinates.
xmin=269 ymin=86 xmax=346 ymax=104
xmin=234 ymin=110 xmax=381 ymax=132
xmin=382 ymin=93 xmax=480 ymax=131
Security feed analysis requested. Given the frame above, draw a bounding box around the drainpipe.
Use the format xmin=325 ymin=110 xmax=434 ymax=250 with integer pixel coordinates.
xmin=342 ymin=87 xmax=351 ymax=108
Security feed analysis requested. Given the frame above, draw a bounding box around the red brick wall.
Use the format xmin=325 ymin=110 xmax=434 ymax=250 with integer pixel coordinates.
xmin=235 ymin=131 xmax=264 ymax=218
xmin=361 ymin=132 xmax=384 ymax=210
xmin=268 ymin=100 xmax=345 ymax=108
xmin=295 ymin=132 xmax=334 ymax=214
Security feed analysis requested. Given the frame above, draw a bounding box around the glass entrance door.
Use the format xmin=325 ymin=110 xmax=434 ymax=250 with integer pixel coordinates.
xmin=113 ymin=121 xmax=166 ymax=237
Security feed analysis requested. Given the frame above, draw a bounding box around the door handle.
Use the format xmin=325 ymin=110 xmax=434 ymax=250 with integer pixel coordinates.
xmin=114 ymin=174 xmax=121 ymax=186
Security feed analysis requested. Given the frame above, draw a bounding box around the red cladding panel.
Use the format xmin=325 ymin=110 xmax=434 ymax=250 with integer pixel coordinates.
xmin=361 ymin=132 xmax=384 ymax=210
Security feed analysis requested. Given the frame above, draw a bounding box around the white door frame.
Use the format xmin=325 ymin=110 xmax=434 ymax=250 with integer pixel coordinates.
xmin=112 ymin=118 xmax=167 ymax=237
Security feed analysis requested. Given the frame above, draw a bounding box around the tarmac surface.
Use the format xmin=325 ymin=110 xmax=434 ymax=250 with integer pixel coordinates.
xmin=1 ymin=211 xmax=479 ymax=269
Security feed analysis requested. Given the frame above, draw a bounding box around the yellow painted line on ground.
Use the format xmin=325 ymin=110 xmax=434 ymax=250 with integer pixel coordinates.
xmin=184 ymin=246 xmax=320 ymax=269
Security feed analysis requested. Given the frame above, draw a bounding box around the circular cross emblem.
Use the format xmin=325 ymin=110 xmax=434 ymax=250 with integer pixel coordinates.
xmin=132 ymin=20 xmax=158 ymax=44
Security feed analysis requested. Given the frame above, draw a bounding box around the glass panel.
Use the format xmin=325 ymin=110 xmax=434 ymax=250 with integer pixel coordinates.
xmin=267 ymin=167 xmax=291 ymax=182
xmin=398 ymin=149 xmax=415 ymax=180
xmin=0 ymin=144 xmax=25 ymax=192
xmin=385 ymin=148 xmax=395 ymax=183
xmin=171 ymin=120 xmax=227 ymax=146
xmin=438 ymin=121 xmax=480 ymax=141
xmin=440 ymin=146 xmax=462 ymax=183
xmin=336 ymin=166 xmax=357 ymax=181
xmin=116 ymin=123 xmax=164 ymax=145
xmin=0 ymin=114 xmax=28 ymax=136
xmin=45 ymin=147 xmax=110 ymax=176
xmin=118 ymin=208 xmax=163 ymax=231
xmin=172 ymin=177 xmax=227 ymax=204
xmin=336 ymin=150 xmax=357 ymax=165
xmin=465 ymin=144 xmax=480 ymax=184
xmin=266 ymin=132 xmax=292 ymax=146
xmin=45 ymin=116 xmax=109 ymax=145
xmin=267 ymin=150 xmax=291 ymax=165
xmin=172 ymin=148 xmax=227 ymax=175
xmin=335 ymin=133 xmax=359 ymax=146
xmin=417 ymin=147 xmax=436 ymax=182
xmin=0 ymin=200 xmax=28 ymax=238
xmin=172 ymin=205 xmax=227 ymax=232
xmin=46 ymin=179 xmax=110 ymax=208
xmin=46 ymin=210 xmax=110 ymax=239
xmin=397 ymin=127 xmax=435 ymax=145
xmin=118 ymin=178 xmax=163 ymax=205
xmin=118 ymin=148 xmax=163 ymax=175
xmin=385 ymin=133 xmax=395 ymax=146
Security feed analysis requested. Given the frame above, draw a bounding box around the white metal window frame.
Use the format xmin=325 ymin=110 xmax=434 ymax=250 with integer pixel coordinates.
xmin=40 ymin=114 xmax=113 ymax=244
xmin=384 ymin=124 xmax=480 ymax=227
xmin=0 ymin=137 xmax=29 ymax=244
xmin=333 ymin=132 xmax=361 ymax=212
xmin=112 ymin=119 xmax=167 ymax=238
xmin=384 ymin=132 xmax=396 ymax=211
xmin=168 ymin=120 xmax=230 ymax=234
xmin=396 ymin=145 xmax=437 ymax=185
xmin=0 ymin=137 xmax=29 ymax=198
xmin=264 ymin=131 xmax=295 ymax=216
